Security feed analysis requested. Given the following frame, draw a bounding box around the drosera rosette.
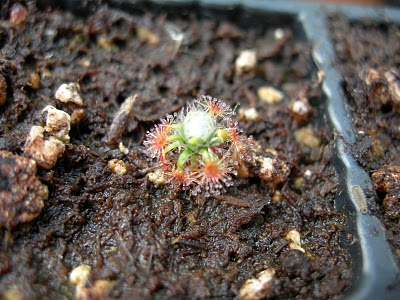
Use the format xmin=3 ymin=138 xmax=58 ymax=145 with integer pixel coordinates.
xmin=144 ymin=95 xmax=254 ymax=196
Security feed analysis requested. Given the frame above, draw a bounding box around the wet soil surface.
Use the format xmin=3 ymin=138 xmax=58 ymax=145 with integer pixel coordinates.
xmin=0 ymin=2 xmax=352 ymax=299
xmin=330 ymin=16 xmax=400 ymax=261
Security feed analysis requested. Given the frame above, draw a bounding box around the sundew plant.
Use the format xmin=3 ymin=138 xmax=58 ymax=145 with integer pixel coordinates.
xmin=144 ymin=95 xmax=254 ymax=196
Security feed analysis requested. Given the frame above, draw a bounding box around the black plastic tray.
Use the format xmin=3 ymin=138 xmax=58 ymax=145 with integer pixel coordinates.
xmin=38 ymin=0 xmax=400 ymax=298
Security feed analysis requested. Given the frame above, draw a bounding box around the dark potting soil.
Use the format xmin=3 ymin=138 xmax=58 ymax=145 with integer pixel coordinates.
xmin=330 ymin=16 xmax=400 ymax=261
xmin=0 ymin=1 xmax=352 ymax=299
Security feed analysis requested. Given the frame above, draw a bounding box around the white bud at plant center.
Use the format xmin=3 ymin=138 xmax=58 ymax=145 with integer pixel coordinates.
xmin=183 ymin=110 xmax=216 ymax=142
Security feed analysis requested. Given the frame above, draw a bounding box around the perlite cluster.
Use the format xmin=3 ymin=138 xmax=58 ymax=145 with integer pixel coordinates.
xmin=144 ymin=95 xmax=253 ymax=196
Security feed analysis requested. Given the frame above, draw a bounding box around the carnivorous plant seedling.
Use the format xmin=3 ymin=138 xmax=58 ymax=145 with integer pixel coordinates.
xmin=144 ymin=95 xmax=253 ymax=196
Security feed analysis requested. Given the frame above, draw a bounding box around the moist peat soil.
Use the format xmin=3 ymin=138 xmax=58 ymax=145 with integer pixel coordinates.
xmin=0 ymin=2 xmax=352 ymax=299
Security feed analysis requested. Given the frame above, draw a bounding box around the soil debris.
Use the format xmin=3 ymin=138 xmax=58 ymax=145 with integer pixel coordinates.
xmin=238 ymin=107 xmax=261 ymax=122
xmin=0 ymin=150 xmax=48 ymax=228
xmin=294 ymin=126 xmax=321 ymax=148
xmin=239 ymin=269 xmax=276 ymax=300
xmin=235 ymin=50 xmax=257 ymax=75
xmin=9 ymin=3 xmax=28 ymax=27
xmin=372 ymin=165 xmax=400 ymax=193
xmin=55 ymin=83 xmax=84 ymax=106
xmin=285 ymin=229 xmax=305 ymax=252
xmin=108 ymin=158 xmax=127 ymax=175
xmin=42 ymin=105 xmax=71 ymax=143
xmin=372 ymin=166 xmax=400 ymax=219
xmin=24 ymin=125 xmax=66 ymax=169
xmin=0 ymin=75 xmax=7 ymax=106
xmin=257 ymin=86 xmax=284 ymax=104
xmin=256 ymin=155 xmax=291 ymax=187
xmin=288 ymin=98 xmax=312 ymax=125
xmin=69 ymin=265 xmax=92 ymax=286
xmin=107 ymin=94 xmax=138 ymax=145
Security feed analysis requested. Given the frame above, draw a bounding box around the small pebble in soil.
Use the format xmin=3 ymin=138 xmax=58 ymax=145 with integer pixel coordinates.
xmin=55 ymin=83 xmax=83 ymax=106
xmin=293 ymin=176 xmax=305 ymax=191
xmin=137 ymin=27 xmax=160 ymax=46
xmin=272 ymin=190 xmax=283 ymax=202
xmin=238 ymin=107 xmax=260 ymax=122
xmin=304 ymin=169 xmax=313 ymax=179
xmin=235 ymin=161 xmax=252 ymax=178
xmin=10 ymin=3 xmax=29 ymax=27
xmin=69 ymin=265 xmax=92 ymax=286
xmin=317 ymin=70 xmax=325 ymax=84
xmin=239 ymin=269 xmax=276 ymax=300
xmin=365 ymin=68 xmax=391 ymax=107
xmin=165 ymin=23 xmax=186 ymax=53
xmin=288 ymin=97 xmax=312 ymax=125
xmin=364 ymin=68 xmax=381 ymax=86
xmin=42 ymin=68 xmax=52 ymax=79
xmin=42 ymin=105 xmax=71 ymax=143
xmin=108 ymin=159 xmax=127 ymax=175
xmin=274 ymin=28 xmax=285 ymax=40
xmin=0 ymin=150 xmax=48 ymax=228
xmin=235 ymin=50 xmax=257 ymax=75
xmin=28 ymin=72 xmax=40 ymax=89
xmin=24 ymin=125 xmax=66 ymax=169
xmin=257 ymin=86 xmax=284 ymax=104
xmin=294 ymin=126 xmax=321 ymax=148
xmin=97 ymin=36 xmax=114 ymax=51
xmin=285 ymin=229 xmax=305 ymax=252
xmin=0 ymin=75 xmax=7 ymax=105
xmin=70 ymin=109 xmax=86 ymax=126
xmin=148 ymin=169 xmax=167 ymax=186
xmin=119 ymin=142 xmax=129 ymax=155
xmin=363 ymin=67 xmax=400 ymax=112
xmin=70 ymin=265 xmax=112 ymax=300
xmin=76 ymin=279 xmax=113 ymax=300
xmin=256 ymin=155 xmax=290 ymax=187
xmin=385 ymin=69 xmax=400 ymax=110
xmin=2 ymin=289 xmax=23 ymax=300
